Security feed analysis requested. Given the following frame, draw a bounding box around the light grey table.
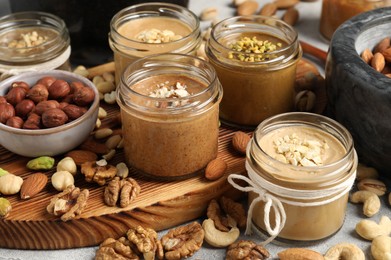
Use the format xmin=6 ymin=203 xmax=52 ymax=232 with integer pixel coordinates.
xmin=0 ymin=1 xmax=389 ymax=259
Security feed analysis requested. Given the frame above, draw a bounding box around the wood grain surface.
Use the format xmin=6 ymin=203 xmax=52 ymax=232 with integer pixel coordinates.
xmin=0 ymin=59 xmax=324 ymax=249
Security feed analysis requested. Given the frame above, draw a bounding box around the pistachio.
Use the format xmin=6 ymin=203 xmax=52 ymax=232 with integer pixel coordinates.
xmin=0 ymin=168 xmax=9 ymax=177
xmin=26 ymin=156 xmax=55 ymax=170
xmin=357 ymin=178 xmax=387 ymax=196
xmin=228 ymin=36 xmax=282 ymax=62
xmin=0 ymin=197 xmax=11 ymax=218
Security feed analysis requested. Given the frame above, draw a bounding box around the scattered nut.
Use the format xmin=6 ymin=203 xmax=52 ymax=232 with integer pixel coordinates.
xmin=237 ymin=0 xmax=259 ymax=16
xmin=0 ymin=173 xmax=23 ymax=195
xmin=96 ymin=81 xmax=115 ymax=94
xmin=98 ymin=107 xmax=107 ymax=119
xmin=73 ymin=65 xmax=89 ymax=78
xmin=105 ymin=135 xmax=122 ymax=150
xmin=73 ymin=86 xmax=95 ymax=106
xmin=57 ymin=157 xmax=77 ymax=176
xmin=202 ymin=218 xmax=240 ymax=248
xmin=371 ymin=235 xmax=391 ymax=260
xmin=282 ymin=7 xmax=299 ymax=26
xmin=104 ymin=91 xmax=117 ymax=104
xmin=102 ymin=149 xmax=116 ymax=161
xmin=357 ymin=178 xmax=387 ymax=196
xmin=274 ymin=0 xmax=299 ymax=9
xmin=116 ymin=162 xmax=129 ymax=179
xmin=95 ymin=128 xmax=113 ymax=139
xmin=20 ymin=173 xmax=48 ymax=199
xmin=81 ymin=160 xmax=117 ymax=185
xmin=0 ymin=197 xmax=11 ymax=218
xmin=127 ymin=226 xmax=163 ymax=260
xmin=205 ymin=158 xmax=227 ymax=181
xmin=220 ymin=196 xmax=247 ymax=229
xmin=51 ymin=171 xmax=75 ymax=191
xmin=66 ymin=150 xmax=98 ymax=166
xmin=104 ymin=177 xmax=141 ymax=208
xmin=226 ymin=240 xmax=269 ymax=260
xmin=200 ymin=7 xmax=218 ymax=21
xmin=278 ymin=248 xmax=323 ymax=260
xmin=324 ymin=242 xmax=365 ymax=260
xmin=95 ymin=237 xmax=139 ymax=259
xmin=102 ymin=72 xmax=115 ymax=83
xmin=355 ymin=215 xmax=391 ymax=241
xmin=259 ymin=3 xmax=278 ymax=16
xmin=95 ymin=118 xmax=101 ymax=129
xmin=232 ymin=131 xmax=251 ymax=155
xmin=356 ymin=163 xmax=379 ymax=181
xmin=26 ymin=156 xmax=55 ymax=170
xmin=350 ymin=190 xmax=381 ymax=217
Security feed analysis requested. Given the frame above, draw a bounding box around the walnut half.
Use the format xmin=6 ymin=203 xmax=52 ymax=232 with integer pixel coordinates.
xmin=81 ymin=159 xmax=117 ymax=185
xmin=226 ymin=240 xmax=270 ymax=260
xmin=104 ymin=177 xmax=141 ymax=208
xmin=95 ymin=237 xmax=139 ymax=260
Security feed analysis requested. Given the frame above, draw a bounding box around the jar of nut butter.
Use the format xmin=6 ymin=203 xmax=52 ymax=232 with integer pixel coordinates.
xmin=206 ymin=16 xmax=302 ymax=129
xmin=116 ymin=53 xmax=223 ymax=180
xmin=228 ymin=112 xmax=358 ymax=243
xmin=0 ymin=12 xmax=71 ymax=80
xmin=109 ymin=2 xmax=201 ymax=84
xmin=320 ymin=0 xmax=391 ymax=40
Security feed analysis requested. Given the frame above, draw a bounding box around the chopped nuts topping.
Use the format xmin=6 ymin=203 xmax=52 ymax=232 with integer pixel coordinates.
xmin=149 ymin=81 xmax=192 ymax=107
xmin=228 ymin=36 xmax=282 ymax=62
xmin=136 ymin=28 xmax=183 ymax=43
xmin=7 ymin=31 xmax=48 ymax=49
xmin=273 ymin=133 xmax=329 ymax=166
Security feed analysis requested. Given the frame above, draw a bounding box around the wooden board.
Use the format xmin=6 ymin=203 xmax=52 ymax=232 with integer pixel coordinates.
xmin=0 ymin=59 xmax=325 ymax=249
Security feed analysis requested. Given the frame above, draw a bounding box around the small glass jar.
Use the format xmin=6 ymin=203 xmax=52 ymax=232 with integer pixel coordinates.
xmin=228 ymin=112 xmax=357 ymax=242
xmin=116 ymin=53 xmax=223 ymax=180
xmin=320 ymin=0 xmax=391 ymax=40
xmin=0 ymin=11 xmax=71 ymax=80
xmin=109 ymin=2 xmax=201 ymax=84
xmin=206 ymin=16 xmax=302 ymax=129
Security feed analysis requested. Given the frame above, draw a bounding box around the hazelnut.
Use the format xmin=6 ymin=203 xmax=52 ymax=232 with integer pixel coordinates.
xmin=42 ymin=108 xmax=68 ymax=128
xmin=0 ymin=103 xmax=15 ymax=124
xmin=11 ymin=81 xmax=30 ymax=92
xmin=37 ymin=76 xmax=56 ymax=88
xmin=59 ymin=102 xmax=69 ymax=110
xmin=6 ymin=87 xmax=27 ymax=106
xmin=63 ymin=104 xmax=87 ymax=120
xmin=48 ymin=80 xmax=71 ymax=100
xmin=27 ymin=84 xmax=49 ymax=103
xmin=0 ymin=96 xmax=6 ymax=104
xmin=73 ymin=87 xmax=95 ymax=106
xmin=70 ymin=81 xmax=85 ymax=94
xmin=35 ymin=100 xmax=60 ymax=115
xmin=6 ymin=116 xmax=24 ymax=128
xmin=15 ymin=99 xmax=35 ymax=118
xmin=23 ymin=113 xmax=41 ymax=129
xmin=61 ymin=94 xmax=74 ymax=104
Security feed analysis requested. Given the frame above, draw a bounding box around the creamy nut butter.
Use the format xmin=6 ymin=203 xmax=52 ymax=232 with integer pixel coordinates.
xmin=116 ymin=54 xmax=222 ymax=180
xmin=206 ymin=16 xmax=302 ymax=128
xmin=228 ymin=112 xmax=357 ymax=242
xmin=109 ymin=3 xmax=201 ymax=84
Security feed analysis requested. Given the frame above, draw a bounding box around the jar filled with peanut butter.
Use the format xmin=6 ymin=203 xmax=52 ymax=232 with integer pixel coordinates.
xmin=116 ymin=53 xmax=223 ymax=180
xmin=320 ymin=0 xmax=391 ymax=40
xmin=109 ymin=2 xmax=201 ymax=84
xmin=206 ymin=16 xmax=302 ymax=129
xmin=228 ymin=112 xmax=358 ymax=242
xmin=0 ymin=11 xmax=71 ymax=80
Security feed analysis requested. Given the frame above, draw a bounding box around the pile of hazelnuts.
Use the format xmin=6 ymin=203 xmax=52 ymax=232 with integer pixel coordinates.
xmin=0 ymin=76 xmax=95 ymax=129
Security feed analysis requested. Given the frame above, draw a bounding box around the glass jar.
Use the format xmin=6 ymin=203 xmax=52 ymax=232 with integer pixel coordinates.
xmin=228 ymin=112 xmax=358 ymax=243
xmin=116 ymin=53 xmax=223 ymax=180
xmin=320 ymin=0 xmax=391 ymax=40
xmin=109 ymin=2 xmax=201 ymax=84
xmin=206 ymin=16 xmax=302 ymax=129
xmin=0 ymin=11 xmax=71 ymax=80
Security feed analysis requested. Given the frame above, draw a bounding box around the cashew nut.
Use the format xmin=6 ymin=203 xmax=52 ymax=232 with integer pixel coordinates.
xmin=324 ymin=242 xmax=365 ymax=260
xmin=202 ymin=218 xmax=240 ymax=248
xmin=371 ymin=235 xmax=391 ymax=260
xmin=57 ymin=157 xmax=77 ymax=176
xmin=0 ymin=174 xmax=23 ymax=195
xmin=51 ymin=171 xmax=74 ymax=191
xmin=356 ymin=215 xmax=391 ymax=240
xmin=356 ymin=163 xmax=379 ymax=181
xmin=350 ymin=190 xmax=381 ymax=217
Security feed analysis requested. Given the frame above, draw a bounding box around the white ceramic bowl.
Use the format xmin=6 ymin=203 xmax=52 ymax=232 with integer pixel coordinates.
xmin=0 ymin=70 xmax=99 ymax=157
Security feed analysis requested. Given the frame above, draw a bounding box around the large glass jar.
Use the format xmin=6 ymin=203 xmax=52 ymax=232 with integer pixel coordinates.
xmin=206 ymin=16 xmax=302 ymax=129
xmin=109 ymin=2 xmax=201 ymax=84
xmin=0 ymin=11 xmax=71 ymax=80
xmin=228 ymin=112 xmax=357 ymax=242
xmin=320 ymin=0 xmax=391 ymax=40
xmin=116 ymin=54 xmax=223 ymax=180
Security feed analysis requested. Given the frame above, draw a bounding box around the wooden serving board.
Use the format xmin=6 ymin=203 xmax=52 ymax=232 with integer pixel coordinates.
xmin=0 ymin=59 xmax=325 ymax=250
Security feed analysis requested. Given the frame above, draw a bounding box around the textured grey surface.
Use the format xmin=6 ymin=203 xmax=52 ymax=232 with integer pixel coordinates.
xmin=0 ymin=1 xmax=390 ymax=259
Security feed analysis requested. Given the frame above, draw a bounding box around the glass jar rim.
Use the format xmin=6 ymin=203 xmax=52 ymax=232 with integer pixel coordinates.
xmin=109 ymin=2 xmax=200 ymax=49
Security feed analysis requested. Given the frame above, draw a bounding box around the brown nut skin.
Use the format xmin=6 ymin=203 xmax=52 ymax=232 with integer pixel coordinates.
xmin=23 ymin=113 xmax=41 ymax=129
xmin=60 ymin=94 xmax=74 ymax=104
xmin=42 ymin=108 xmax=68 ymax=128
xmin=37 ymin=76 xmax=56 ymax=88
xmin=73 ymin=87 xmax=95 ymax=106
xmin=27 ymin=84 xmax=49 ymax=103
xmin=70 ymin=81 xmax=85 ymax=94
xmin=63 ymin=104 xmax=87 ymax=120
xmin=0 ymin=103 xmax=16 ymax=124
xmin=6 ymin=116 xmax=24 ymax=128
xmin=34 ymin=100 xmax=60 ymax=115
xmin=6 ymin=87 xmax=27 ymax=106
xmin=15 ymin=99 xmax=35 ymax=118
xmin=0 ymin=96 xmax=6 ymax=104
xmin=59 ymin=102 xmax=69 ymax=110
xmin=11 ymin=81 xmax=30 ymax=91
xmin=48 ymin=79 xmax=71 ymax=100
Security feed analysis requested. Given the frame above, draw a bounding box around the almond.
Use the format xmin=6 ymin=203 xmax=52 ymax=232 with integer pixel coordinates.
xmin=232 ymin=131 xmax=251 ymax=155
xmin=20 ymin=173 xmax=48 ymax=199
xmin=274 ymin=0 xmax=299 ymax=9
xmin=278 ymin=248 xmax=323 ymax=260
xmin=282 ymin=7 xmax=299 ymax=26
xmin=381 ymin=47 xmax=391 ymax=62
xmin=371 ymin=52 xmax=385 ymax=72
xmin=374 ymin=37 xmax=390 ymax=53
xmin=361 ymin=48 xmax=373 ymax=64
xmin=79 ymin=138 xmax=109 ymax=154
xmin=259 ymin=3 xmax=278 ymax=16
xmin=65 ymin=150 xmax=98 ymax=166
xmin=237 ymin=0 xmax=259 ymax=16
xmin=205 ymin=158 xmax=227 ymax=181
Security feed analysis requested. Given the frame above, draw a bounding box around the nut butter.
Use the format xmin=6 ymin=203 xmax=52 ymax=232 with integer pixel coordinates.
xmin=116 ymin=54 xmax=222 ymax=180
xmin=228 ymin=112 xmax=358 ymax=242
xmin=0 ymin=12 xmax=71 ymax=80
xmin=320 ymin=0 xmax=391 ymax=40
xmin=206 ymin=16 xmax=302 ymax=128
xmin=109 ymin=2 xmax=201 ymax=84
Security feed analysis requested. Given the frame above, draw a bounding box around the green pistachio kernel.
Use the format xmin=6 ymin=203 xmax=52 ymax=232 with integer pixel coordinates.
xmin=26 ymin=156 xmax=55 ymax=170
xmin=0 ymin=168 xmax=9 ymax=177
xmin=0 ymin=197 xmax=11 ymax=218
xmin=228 ymin=36 xmax=282 ymax=62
